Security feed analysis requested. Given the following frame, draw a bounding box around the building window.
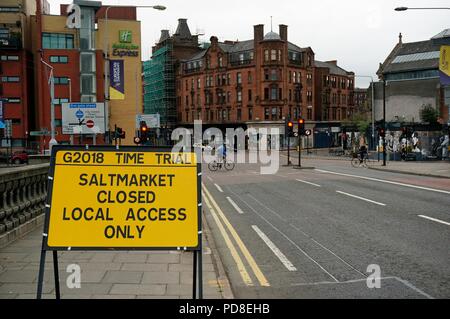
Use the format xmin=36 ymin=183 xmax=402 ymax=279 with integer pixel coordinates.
xmin=50 ymin=56 xmax=68 ymax=63
xmin=0 ymin=28 xmax=9 ymax=39
xmin=248 ymin=71 xmax=252 ymax=84
xmin=1 ymin=76 xmax=19 ymax=82
xmin=264 ymin=108 xmax=269 ymax=120
xmin=271 ymin=107 xmax=277 ymax=120
xmin=54 ymin=77 xmax=69 ymax=85
xmin=248 ymin=89 xmax=252 ymax=102
xmin=237 ymin=72 xmax=242 ymax=84
xmin=264 ymin=88 xmax=269 ymax=100
xmin=237 ymin=90 xmax=242 ymax=102
xmin=237 ymin=108 xmax=242 ymax=121
xmin=53 ymin=98 xmax=69 ymax=105
xmin=270 ymin=87 xmax=278 ymax=100
xmin=42 ymin=33 xmax=74 ymax=49
xmin=289 ymin=71 xmax=292 ymax=83
xmin=1 ymin=55 xmax=19 ymax=61
xmin=227 ymin=73 xmax=231 ymax=85
xmin=270 ymin=69 xmax=277 ymax=81
xmin=227 ymin=91 xmax=231 ymax=103
xmin=248 ymin=108 xmax=253 ymax=120
xmin=264 ymin=69 xmax=269 ymax=81
xmin=81 ymin=74 xmax=96 ymax=95
xmin=271 ymin=50 xmax=277 ymax=61
xmin=293 ymin=71 xmax=296 ymax=83
xmin=218 ymin=56 xmax=223 ymax=67
xmin=278 ymin=50 xmax=282 ymax=61
xmin=264 ymin=50 xmax=269 ymax=62
xmin=197 ymin=78 xmax=201 ymax=89
xmin=307 ymin=91 xmax=312 ymax=102
xmin=307 ymin=108 xmax=312 ymax=120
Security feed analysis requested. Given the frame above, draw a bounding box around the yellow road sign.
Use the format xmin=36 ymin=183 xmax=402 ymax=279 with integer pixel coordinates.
xmin=44 ymin=146 xmax=200 ymax=250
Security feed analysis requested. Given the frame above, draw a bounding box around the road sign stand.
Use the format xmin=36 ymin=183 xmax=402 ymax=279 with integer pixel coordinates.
xmin=36 ymin=145 xmax=203 ymax=299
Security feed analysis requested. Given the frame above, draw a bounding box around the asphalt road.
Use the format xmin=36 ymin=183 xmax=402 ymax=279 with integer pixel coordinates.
xmin=202 ymin=152 xmax=450 ymax=299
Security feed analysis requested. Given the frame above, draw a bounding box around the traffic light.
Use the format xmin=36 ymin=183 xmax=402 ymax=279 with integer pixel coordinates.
xmin=139 ymin=121 xmax=148 ymax=143
xmin=286 ymin=120 xmax=294 ymax=137
xmin=298 ymin=118 xmax=305 ymax=135
xmin=115 ymin=127 xmax=125 ymax=139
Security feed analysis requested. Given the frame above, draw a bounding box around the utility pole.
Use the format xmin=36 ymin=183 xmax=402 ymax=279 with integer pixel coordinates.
xmin=382 ymin=79 xmax=387 ymax=166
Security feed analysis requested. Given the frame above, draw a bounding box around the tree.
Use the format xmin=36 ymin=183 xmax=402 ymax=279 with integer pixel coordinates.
xmin=420 ymin=104 xmax=438 ymax=124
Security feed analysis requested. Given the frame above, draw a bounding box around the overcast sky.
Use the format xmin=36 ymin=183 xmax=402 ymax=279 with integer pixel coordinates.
xmin=51 ymin=0 xmax=450 ymax=88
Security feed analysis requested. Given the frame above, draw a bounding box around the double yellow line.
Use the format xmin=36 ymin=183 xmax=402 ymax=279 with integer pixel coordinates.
xmin=202 ymin=183 xmax=270 ymax=287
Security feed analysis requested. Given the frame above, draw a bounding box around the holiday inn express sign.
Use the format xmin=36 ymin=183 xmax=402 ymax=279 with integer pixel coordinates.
xmin=43 ymin=146 xmax=201 ymax=250
xmin=112 ymin=30 xmax=139 ymax=57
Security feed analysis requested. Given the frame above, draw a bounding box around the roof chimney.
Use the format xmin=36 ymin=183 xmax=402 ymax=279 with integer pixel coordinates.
xmin=279 ymin=24 xmax=288 ymax=41
xmin=159 ymin=30 xmax=170 ymax=43
xmin=254 ymin=24 xmax=264 ymax=42
xmin=399 ymin=32 xmax=403 ymax=44
xmin=175 ymin=18 xmax=192 ymax=39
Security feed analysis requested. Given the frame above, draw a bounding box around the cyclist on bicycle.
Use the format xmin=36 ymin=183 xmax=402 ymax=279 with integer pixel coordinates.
xmin=217 ymin=143 xmax=227 ymax=163
xmin=359 ymin=143 xmax=368 ymax=164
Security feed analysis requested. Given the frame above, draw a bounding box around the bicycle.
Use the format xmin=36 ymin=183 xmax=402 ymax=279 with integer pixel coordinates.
xmin=351 ymin=153 xmax=370 ymax=168
xmin=208 ymin=157 xmax=235 ymax=172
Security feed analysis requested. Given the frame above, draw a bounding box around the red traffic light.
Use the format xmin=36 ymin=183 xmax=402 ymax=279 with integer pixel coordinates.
xmin=298 ymin=118 xmax=305 ymax=124
xmin=288 ymin=121 xmax=294 ymax=127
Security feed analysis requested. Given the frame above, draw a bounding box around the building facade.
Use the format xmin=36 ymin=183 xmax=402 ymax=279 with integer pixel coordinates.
xmin=0 ymin=0 xmax=44 ymax=148
xmin=143 ymin=19 xmax=202 ymax=134
xmin=176 ymin=24 xmax=319 ymax=145
xmin=31 ymin=1 xmax=142 ymax=150
xmin=376 ymin=32 xmax=449 ymax=124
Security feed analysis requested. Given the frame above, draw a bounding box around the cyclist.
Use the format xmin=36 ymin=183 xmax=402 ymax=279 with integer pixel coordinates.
xmin=216 ymin=143 xmax=227 ymax=167
xmin=359 ymin=142 xmax=368 ymax=164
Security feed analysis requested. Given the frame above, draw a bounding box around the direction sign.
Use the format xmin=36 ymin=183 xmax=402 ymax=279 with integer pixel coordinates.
xmin=43 ymin=146 xmax=201 ymax=250
xmin=62 ymin=103 xmax=105 ymax=135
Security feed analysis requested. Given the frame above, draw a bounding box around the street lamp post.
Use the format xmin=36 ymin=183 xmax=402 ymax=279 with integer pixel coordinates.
xmin=40 ymin=59 xmax=58 ymax=152
xmin=395 ymin=7 xmax=450 ymax=11
xmin=103 ymin=5 xmax=166 ymax=144
xmin=382 ymin=79 xmax=387 ymax=166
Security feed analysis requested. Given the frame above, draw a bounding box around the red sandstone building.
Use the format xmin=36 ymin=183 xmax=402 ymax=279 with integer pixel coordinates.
xmin=173 ymin=23 xmax=355 ymax=147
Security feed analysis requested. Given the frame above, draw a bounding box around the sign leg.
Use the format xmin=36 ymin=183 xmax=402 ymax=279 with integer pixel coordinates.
xmin=192 ymin=251 xmax=197 ymax=299
xmin=198 ymin=245 xmax=203 ymax=299
xmin=52 ymin=251 xmax=61 ymax=299
xmin=36 ymin=244 xmax=47 ymax=299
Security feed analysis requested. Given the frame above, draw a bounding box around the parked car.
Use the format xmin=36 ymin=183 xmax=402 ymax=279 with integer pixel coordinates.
xmin=11 ymin=151 xmax=29 ymax=165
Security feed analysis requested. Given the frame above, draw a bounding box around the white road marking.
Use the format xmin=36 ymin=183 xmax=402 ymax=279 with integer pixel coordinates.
xmin=336 ymin=191 xmax=386 ymax=206
xmin=315 ymin=169 xmax=450 ymax=195
xmin=296 ymin=179 xmax=321 ymax=187
xmin=229 ymin=189 xmax=339 ymax=283
xmin=418 ymin=215 xmax=450 ymax=226
xmin=206 ymin=176 xmax=213 ymax=182
xmin=252 ymin=225 xmax=297 ymax=271
xmin=214 ymin=183 xmax=224 ymax=193
xmin=226 ymin=197 xmax=245 ymax=214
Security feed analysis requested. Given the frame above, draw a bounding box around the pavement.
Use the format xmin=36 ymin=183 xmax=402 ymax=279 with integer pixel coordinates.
xmin=201 ymin=154 xmax=450 ymax=299
xmin=0 ymin=214 xmax=233 ymax=299
xmin=283 ymin=149 xmax=450 ymax=179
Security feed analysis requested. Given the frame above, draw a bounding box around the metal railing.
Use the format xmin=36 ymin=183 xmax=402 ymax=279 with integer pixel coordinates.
xmin=0 ymin=164 xmax=49 ymax=236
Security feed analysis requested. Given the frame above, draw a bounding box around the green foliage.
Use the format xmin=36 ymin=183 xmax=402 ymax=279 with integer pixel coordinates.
xmin=420 ymin=104 xmax=438 ymax=124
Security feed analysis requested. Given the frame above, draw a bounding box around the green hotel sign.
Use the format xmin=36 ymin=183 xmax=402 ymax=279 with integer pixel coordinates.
xmin=119 ymin=30 xmax=132 ymax=43
xmin=112 ymin=30 xmax=139 ymax=57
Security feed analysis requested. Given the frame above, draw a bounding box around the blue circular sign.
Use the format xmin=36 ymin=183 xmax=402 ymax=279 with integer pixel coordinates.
xmin=75 ymin=110 xmax=84 ymax=119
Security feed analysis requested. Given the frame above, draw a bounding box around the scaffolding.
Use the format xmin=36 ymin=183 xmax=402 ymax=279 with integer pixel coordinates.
xmin=143 ymin=40 xmax=177 ymax=128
